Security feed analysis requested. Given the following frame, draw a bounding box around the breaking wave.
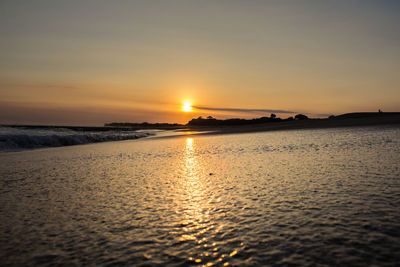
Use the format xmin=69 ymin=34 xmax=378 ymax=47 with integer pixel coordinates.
xmin=0 ymin=126 xmax=154 ymax=152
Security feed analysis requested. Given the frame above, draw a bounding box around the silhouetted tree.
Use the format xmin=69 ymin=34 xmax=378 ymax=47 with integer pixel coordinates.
xmin=188 ymin=114 xmax=295 ymax=126
xmin=295 ymin=114 xmax=308 ymax=120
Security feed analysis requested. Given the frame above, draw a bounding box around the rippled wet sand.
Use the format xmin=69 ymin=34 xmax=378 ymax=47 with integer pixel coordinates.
xmin=1 ymin=126 xmax=400 ymax=266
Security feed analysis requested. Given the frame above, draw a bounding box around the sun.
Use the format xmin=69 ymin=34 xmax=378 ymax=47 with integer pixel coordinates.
xmin=182 ymin=101 xmax=193 ymax=112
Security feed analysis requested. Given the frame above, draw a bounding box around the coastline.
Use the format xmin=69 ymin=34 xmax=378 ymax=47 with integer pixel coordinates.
xmin=184 ymin=115 xmax=400 ymax=136
xmin=2 ymin=113 xmax=399 ymax=149
xmin=3 ymin=112 xmax=400 ymax=136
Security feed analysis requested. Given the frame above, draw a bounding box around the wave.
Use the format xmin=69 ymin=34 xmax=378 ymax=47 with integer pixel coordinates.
xmin=0 ymin=126 xmax=154 ymax=152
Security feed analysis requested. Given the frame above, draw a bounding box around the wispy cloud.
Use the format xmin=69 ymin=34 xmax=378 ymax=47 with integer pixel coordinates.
xmin=192 ymin=106 xmax=295 ymax=114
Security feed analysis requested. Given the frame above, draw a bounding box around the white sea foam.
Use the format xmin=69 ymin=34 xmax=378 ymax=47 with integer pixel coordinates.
xmin=0 ymin=126 xmax=154 ymax=152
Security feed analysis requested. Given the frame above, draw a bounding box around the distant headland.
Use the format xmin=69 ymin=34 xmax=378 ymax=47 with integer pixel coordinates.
xmin=104 ymin=112 xmax=400 ymax=135
xmin=2 ymin=112 xmax=399 ymax=138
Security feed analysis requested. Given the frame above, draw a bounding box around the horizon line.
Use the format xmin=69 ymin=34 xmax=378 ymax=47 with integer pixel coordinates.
xmin=192 ymin=106 xmax=295 ymax=114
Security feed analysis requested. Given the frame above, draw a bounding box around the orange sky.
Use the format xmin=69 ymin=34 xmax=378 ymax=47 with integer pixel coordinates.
xmin=0 ymin=1 xmax=399 ymax=125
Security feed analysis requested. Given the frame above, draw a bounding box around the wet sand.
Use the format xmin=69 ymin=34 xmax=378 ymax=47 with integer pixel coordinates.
xmin=1 ymin=126 xmax=399 ymax=266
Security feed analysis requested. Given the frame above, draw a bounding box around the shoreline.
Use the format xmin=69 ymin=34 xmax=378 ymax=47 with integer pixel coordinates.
xmin=3 ymin=112 xmax=400 ymax=135
xmin=1 ymin=115 xmax=399 ymax=152
xmin=183 ymin=115 xmax=400 ymax=136
xmin=2 ymin=113 xmax=400 ymax=142
xmin=146 ymin=115 xmax=400 ymax=140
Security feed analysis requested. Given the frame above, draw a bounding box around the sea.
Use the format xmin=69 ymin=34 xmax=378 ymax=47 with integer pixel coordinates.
xmin=0 ymin=125 xmax=399 ymax=266
xmin=0 ymin=126 xmax=156 ymax=152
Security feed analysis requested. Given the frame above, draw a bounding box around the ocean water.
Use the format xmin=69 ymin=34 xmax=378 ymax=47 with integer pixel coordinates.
xmin=0 ymin=126 xmax=155 ymax=152
xmin=0 ymin=126 xmax=399 ymax=266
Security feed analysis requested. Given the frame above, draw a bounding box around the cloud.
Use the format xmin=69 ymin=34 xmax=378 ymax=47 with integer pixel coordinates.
xmin=192 ymin=106 xmax=295 ymax=114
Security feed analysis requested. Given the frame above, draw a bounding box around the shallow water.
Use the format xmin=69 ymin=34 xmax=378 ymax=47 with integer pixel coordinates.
xmin=1 ymin=126 xmax=400 ymax=266
xmin=0 ymin=126 xmax=154 ymax=152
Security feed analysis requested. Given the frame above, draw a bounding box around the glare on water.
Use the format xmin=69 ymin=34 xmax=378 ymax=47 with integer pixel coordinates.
xmin=0 ymin=126 xmax=399 ymax=266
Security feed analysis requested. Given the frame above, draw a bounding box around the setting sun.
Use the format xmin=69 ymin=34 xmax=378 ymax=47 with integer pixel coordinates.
xmin=182 ymin=102 xmax=193 ymax=112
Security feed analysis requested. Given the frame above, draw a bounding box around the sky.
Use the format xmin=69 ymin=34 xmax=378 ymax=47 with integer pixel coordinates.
xmin=0 ymin=0 xmax=399 ymax=125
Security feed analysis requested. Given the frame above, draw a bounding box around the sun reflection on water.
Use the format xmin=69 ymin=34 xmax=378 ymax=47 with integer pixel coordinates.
xmin=169 ymin=137 xmax=236 ymax=265
xmin=184 ymin=137 xmax=197 ymax=179
xmin=181 ymin=137 xmax=208 ymax=225
xmin=177 ymin=138 xmax=213 ymax=264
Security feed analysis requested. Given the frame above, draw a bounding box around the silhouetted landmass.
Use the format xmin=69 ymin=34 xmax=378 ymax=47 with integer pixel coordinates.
xmin=3 ymin=123 xmax=184 ymax=132
xmin=103 ymin=112 xmax=399 ymax=135
xmin=184 ymin=112 xmax=400 ymax=136
xmin=329 ymin=112 xmax=400 ymax=119
xmin=6 ymin=112 xmax=398 ymax=135
xmin=188 ymin=114 xmax=303 ymax=126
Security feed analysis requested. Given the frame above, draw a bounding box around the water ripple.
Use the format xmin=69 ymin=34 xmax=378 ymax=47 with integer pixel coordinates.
xmin=0 ymin=126 xmax=399 ymax=265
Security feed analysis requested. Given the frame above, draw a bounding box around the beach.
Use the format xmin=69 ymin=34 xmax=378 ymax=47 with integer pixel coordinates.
xmin=1 ymin=1 xmax=400 ymax=265
xmin=2 ymin=113 xmax=399 ymax=151
xmin=1 ymin=125 xmax=399 ymax=266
